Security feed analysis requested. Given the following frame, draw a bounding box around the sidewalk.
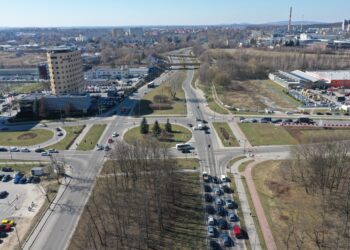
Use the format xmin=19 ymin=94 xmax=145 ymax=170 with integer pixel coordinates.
xmin=242 ymin=160 xmax=277 ymax=250
xmin=69 ymin=124 xmax=92 ymax=150
xmin=229 ymin=122 xmax=252 ymax=149
xmin=230 ymin=158 xmax=262 ymax=250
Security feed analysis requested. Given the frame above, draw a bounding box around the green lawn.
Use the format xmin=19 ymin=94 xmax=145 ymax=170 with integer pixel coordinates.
xmin=45 ymin=125 xmax=85 ymax=150
xmin=285 ymin=127 xmax=350 ymax=143
xmin=213 ymin=122 xmax=239 ymax=147
xmin=0 ymin=163 xmax=49 ymax=175
xmin=0 ymin=129 xmax=53 ymax=146
xmin=133 ymin=71 xmax=187 ymax=116
xmin=124 ymin=124 xmax=192 ymax=148
xmin=176 ymin=158 xmax=200 ymax=169
xmin=76 ymin=124 xmax=107 ymax=151
xmin=239 ymin=123 xmax=298 ymax=146
xmin=198 ymin=83 xmax=230 ymax=115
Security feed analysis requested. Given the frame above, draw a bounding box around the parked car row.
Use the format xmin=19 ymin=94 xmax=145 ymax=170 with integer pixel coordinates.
xmin=240 ymin=116 xmax=315 ymax=125
xmin=0 ymin=219 xmax=16 ymax=240
xmin=0 ymin=147 xmax=58 ymax=156
xmin=203 ymin=173 xmax=241 ymax=249
xmin=0 ymin=171 xmax=41 ymax=184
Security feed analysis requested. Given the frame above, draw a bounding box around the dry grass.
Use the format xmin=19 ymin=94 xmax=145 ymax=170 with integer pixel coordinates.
xmin=252 ymin=161 xmax=327 ymax=250
xmin=217 ymin=80 xmax=299 ymax=111
xmin=0 ymin=51 xmax=46 ymax=67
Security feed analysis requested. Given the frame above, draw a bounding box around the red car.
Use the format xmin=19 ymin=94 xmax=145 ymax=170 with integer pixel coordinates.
xmin=0 ymin=224 xmax=11 ymax=232
xmin=108 ymin=138 xmax=114 ymax=144
xmin=233 ymin=225 xmax=241 ymax=237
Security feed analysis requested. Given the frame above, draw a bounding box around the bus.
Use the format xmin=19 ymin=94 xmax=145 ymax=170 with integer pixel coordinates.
xmin=176 ymin=143 xmax=192 ymax=151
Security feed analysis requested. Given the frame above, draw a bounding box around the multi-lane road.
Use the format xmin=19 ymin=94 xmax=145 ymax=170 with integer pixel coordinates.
xmin=0 ymin=52 xmax=293 ymax=250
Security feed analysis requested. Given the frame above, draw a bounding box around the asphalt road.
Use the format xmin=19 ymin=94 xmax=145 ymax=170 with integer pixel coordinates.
xmin=0 ymin=50 xmax=295 ymax=250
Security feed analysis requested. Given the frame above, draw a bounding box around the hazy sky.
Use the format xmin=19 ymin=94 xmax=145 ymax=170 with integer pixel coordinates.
xmin=1 ymin=0 xmax=349 ymax=27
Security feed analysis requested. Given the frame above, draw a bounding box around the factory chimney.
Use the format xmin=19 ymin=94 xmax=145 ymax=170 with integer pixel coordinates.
xmin=288 ymin=6 xmax=293 ymax=33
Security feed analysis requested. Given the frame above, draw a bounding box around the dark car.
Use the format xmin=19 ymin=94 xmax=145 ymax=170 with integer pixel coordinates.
xmin=34 ymin=148 xmax=45 ymax=153
xmin=212 ymin=176 xmax=220 ymax=184
xmin=20 ymin=177 xmax=27 ymax=184
xmin=209 ymin=240 xmax=220 ymax=250
xmin=206 ymin=205 xmax=216 ymax=215
xmin=2 ymin=175 xmax=11 ymax=182
xmin=205 ymin=130 xmax=211 ymax=134
xmin=27 ymin=176 xmax=34 ymax=183
xmin=228 ymin=212 xmax=239 ymax=222
xmin=0 ymin=147 xmax=8 ymax=152
xmin=260 ymin=117 xmax=272 ymax=123
xmin=222 ymin=233 xmax=233 ymax=247
xmin=272 ymin=119 xmax=282 ymax=124
xmin=32 ymin=176 xmax=41 ymax=183
xmin=217 ymin=218 xmax=228 ymax=230
xmin=205 ymin=193 xmax=213 ymax=202
xmin=316 ymin=112 xmax=324 ymax=115
xmin=0 ymin=191 xmax=9 ymax=199
xmin=204 ymin=185 xmax=211 ymax=192
xmin=2 ymin=167 xmax=13 ymax=172
xmin=56 ymin=128 xmax=62 ymax=132
xmin=222 ymin=185 xmax=232 ymax=194
xmin=202 ymin=119 xmax=208 ymax=124
xmin=217 ymin=207 xmax=226 ymax=217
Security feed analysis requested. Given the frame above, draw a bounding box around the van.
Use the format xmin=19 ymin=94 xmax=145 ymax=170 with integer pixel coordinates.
xmin=176 ymin=143 xmax=192 ymax=151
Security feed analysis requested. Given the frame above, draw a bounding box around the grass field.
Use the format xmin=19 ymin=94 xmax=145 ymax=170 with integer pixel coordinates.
xmin=0 ymin=163 xmax=49 ymax=175
xmin=213 ymin=122 xmax=239 ymax=147
xmin=286 ymin=127 xmax=350 ymax=143
xmin=76 ymin=124 xmax=107 ymax=151
xmin=0 ymin=129 xmax=53 ymax=147
xmin=124 ymin=124 xmax=192 ymax=148
xmin=239 ymin=124 xmax=298 ymax=146
xmin=240 ymin=124 xmax=350 ymax=146
xmin=252 ymin=161 xmax=325 ymax=250
xmin=198 ymin=83 xmax=230 ymax=115
xmin=133 ymin=71 xmax=187 ymax=116
xmin=45 ymin=125 xmax=85 ymax=150
xmin=216 ymin=80 xmax=299 ymax=112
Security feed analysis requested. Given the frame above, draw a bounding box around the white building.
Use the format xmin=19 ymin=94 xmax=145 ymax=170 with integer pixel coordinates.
xmin=85 ymin=66 xmax=148 ymax=80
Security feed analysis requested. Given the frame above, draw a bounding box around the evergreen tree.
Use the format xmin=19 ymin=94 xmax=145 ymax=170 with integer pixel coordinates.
xmin=140 ymin=117 xmax=149 ymax=134
xmin=165 ymin=119 xmax=172 ymax=133
xmin=152 ymin=120 xmax=161 ymax=136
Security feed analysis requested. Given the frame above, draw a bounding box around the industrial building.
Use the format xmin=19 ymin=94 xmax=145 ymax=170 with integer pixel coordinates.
xmin=306 ymin=71 xmax=350 ymax=88
xmin=47 ymin=47 xmax=84 ymax=95
xmin=270 ymin=70 xmax=350 ymax=89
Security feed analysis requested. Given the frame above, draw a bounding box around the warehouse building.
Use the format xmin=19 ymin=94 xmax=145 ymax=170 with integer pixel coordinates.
xmin=306 ymin=70 xmax=350 ymax=88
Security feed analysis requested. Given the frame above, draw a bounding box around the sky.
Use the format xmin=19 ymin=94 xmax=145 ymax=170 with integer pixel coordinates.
xmin=0 ymin=0 xmax=349 ymax=27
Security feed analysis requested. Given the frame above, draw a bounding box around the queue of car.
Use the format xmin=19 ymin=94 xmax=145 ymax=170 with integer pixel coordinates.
xmin=240 ymin=116 xmax=315 ymax=125
xmin=203 ymin=172 xmax=242 ymax=249
xmin=0 ymin=146 xmax=59 ymax=157
xmin=0 ymin=219 xmax=16 ymax=239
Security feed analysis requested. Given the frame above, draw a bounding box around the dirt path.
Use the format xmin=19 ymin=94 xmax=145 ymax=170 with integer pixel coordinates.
xmin=242 ymin=160 xmax=277 ymax=250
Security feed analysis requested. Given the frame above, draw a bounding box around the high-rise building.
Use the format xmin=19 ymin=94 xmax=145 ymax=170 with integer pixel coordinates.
xmin=47 ymin=48 xmax=84 ymax=95
xmin=343 ymin=20 xmax=350 ymax=32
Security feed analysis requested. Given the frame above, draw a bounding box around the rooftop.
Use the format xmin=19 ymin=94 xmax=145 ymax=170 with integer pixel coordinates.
xmin=307 ymin=70 xmax=350 ymax=81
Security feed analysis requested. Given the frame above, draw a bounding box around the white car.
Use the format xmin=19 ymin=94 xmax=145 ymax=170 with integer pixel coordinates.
xmin=112 ymin=132 xmax=119 ymax=137
xmin=220 ymin=175 xmax=227 ymax=182
xmin=41 ymin=151 xmax=51 ymax=156
xmin=9 ymin=147 xmax=19 ymax=152
xmin=208 ymin=216 xmax=215 ymax=226
xmin=20 ymin=148 xmax=31 ymax=153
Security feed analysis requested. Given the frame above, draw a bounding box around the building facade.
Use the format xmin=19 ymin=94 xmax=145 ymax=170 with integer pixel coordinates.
xmin=47 ymin=48 xmax=84 ymax=95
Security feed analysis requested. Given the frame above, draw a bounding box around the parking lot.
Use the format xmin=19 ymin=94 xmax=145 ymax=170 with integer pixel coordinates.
xmin=0 ymin=173 xmax=46 ymax=249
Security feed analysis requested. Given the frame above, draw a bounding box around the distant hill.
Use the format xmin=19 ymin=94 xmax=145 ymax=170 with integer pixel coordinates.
xmin=263 ymin=21 xmax=325 ymax=26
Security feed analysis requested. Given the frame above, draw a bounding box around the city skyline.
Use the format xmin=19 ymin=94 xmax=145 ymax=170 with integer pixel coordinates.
xmin=0 ymin=0 xmax=349 ymax=27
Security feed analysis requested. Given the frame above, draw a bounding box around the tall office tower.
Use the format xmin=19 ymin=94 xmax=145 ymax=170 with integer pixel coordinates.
xmin=47 ymin=48 xmax=84 ymax=95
